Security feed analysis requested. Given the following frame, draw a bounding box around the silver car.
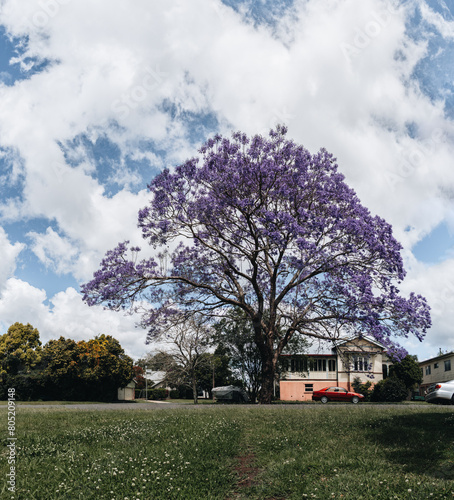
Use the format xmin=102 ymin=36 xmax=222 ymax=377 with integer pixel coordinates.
xmin=425 ymin=379 xmax=454 ymax=404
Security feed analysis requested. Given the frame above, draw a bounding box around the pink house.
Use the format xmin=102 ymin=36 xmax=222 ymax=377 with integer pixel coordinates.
xmin=279 ymin=336 xmax=392 ymax=401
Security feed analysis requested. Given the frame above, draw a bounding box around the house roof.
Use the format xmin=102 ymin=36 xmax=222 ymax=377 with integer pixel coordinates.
xmin=146 ymin=371 xmax=167 ymax=383
xmin=419 ymin=351 xmax=454 ymax=365
xmin=334 ymin=335 xmax=386 ymax=350
xmin=281 ymin=335 xmax=386 ymax=356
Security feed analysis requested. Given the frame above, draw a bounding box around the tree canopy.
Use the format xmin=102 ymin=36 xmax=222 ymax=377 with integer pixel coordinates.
xmin=82 ymin=126 xmax=431 ymax=403
xmin=0 ymin=322 xmax=42 ymax=377
xmin=0 ymin=324 xmax=133 ymax=401
xmin=389 ymin=354 xmax=423 ymax=390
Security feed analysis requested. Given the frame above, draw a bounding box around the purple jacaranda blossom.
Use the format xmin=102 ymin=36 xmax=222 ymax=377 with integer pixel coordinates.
xmin=82 ymin=126 xmax=431 ymax=403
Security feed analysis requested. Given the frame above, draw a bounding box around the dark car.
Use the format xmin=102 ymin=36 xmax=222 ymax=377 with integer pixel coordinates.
xmin=425 ymin=380 xmax=454 ymax=405
xmin=312 ymin=386 xmax=364 ymax=404
xmin=212 ymin=385 xmax=249 ymax=403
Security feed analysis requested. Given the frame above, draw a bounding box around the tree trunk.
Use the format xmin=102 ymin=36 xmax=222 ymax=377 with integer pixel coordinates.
xmin=253 ymin=321 xmax=276 ymax=404
xmin=258 ymin=353 xmax=275 ymax=404
xmin=192 ymin=375 xmax=198 ymax=405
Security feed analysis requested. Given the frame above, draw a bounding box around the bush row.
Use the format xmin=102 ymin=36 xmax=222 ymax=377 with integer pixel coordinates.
xmin=0 ymin=373 xmax=120 ymax=402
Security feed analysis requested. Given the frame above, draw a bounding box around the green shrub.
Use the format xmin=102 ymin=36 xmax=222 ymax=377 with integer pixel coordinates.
xmin=352 ymin=377 xmax=373 ymax=402
xmin=148 ymin=388 xmax=168 ymax=400
xmin=371 ymin=377 xmax=408 ymax=402
xmin=169 ymin=389 xmax=180 ymax=399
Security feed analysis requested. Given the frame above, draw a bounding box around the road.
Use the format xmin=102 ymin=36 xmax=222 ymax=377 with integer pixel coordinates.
xmin=10 ymin=401 xmax=437 ymax=410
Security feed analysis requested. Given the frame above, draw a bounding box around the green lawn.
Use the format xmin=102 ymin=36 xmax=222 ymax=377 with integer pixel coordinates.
xmin=1 ymin=405 xmax=454 ymax=499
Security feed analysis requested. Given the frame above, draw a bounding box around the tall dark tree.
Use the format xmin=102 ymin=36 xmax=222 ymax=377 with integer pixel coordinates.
xmin=389 ymin=355 xmax=423 ymax=390
xmin=213 ymin=308 xmax=263 ymax=402
xmin=40 ymin=337 xmax=81 ymax=400
xmin=82 ymin=126 xmax=431 ymax=403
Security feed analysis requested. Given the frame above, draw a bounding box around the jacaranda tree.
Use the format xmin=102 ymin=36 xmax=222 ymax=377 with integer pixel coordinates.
xmin=82 ymin=126 xmax=431 ymax=403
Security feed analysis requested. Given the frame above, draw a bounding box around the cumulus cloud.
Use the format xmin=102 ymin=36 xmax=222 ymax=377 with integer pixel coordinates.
xmin=400 ymin=257 xmax=454 ymax=358
xmin=0 ymin=228 xmax=24 ymax=290
xmin=0 ymin=280 xmax=148 ymax=360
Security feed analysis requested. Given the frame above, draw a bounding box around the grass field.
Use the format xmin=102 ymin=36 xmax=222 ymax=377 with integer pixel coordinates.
xmin=1 ymin=405 xmax=454 ymax=499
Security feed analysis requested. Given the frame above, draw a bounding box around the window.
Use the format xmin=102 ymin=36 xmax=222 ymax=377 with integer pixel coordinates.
xmin=328 ymin=359 xmax=336 ymax=372
xmin=280 ymin=359 xmax=289 ymax=372
xmin=445 ymin=360 xmax=451 ymax=372
xmin=309 ymin=358 xmax=327 ymax=372
xmin=290 ymin=357 xmax=307 ymax=373
xmin=352 ymin=356 xmax=370 ymax=372
xmin=434 ymin=363 xmax=439 ymax=369
xmin=305 ymin=384 xmax=313 ymax=392
xmin=425 ymin=365 xmax=431 ymax=375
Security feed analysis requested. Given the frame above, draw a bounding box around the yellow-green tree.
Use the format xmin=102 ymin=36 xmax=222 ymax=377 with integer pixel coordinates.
xmin=41 ymin=334 xmax=133 ymax=401
xmin=0 ymin=322 xmax=42 ymax=377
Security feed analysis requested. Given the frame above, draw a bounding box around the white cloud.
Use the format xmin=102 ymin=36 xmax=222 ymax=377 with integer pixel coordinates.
xmin=0 ymin=279 xmax=149 ymax=360
xmin=0 ymin=228 xmax=24 ymax=290
xmin=27 ymin=227 xmax=78 ymax=275
xmin=418 ymin=1 xmax=454 ymax=40
xmin=400 ymin=257 xmax=454 ymax=360
xmin=0 ymin=278 xmax=49 ymax=325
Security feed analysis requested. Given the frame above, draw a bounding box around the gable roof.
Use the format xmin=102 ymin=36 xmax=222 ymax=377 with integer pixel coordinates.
xmin=334 ymin=336 xmax=386 ymax=350
xmin=281 ymin=335 xmax=386 ymax=356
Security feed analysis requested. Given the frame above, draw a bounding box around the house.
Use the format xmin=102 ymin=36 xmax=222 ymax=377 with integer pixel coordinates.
xmin=279 ymin=336 xmax=392 ymax=401
xmin=147 ymin=370 xmax=168 ymax=389
xmin=117 ymin=381 xmax=136 ymax=401
xmin=419 ymin=351 xmax=454 ymax=394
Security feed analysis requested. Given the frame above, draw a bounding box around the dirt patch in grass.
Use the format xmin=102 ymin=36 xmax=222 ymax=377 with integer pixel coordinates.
xmin=234 ymin=451 xmax=260 ymax=489
xmin=229 ymin=450 xmax=286 ymax=499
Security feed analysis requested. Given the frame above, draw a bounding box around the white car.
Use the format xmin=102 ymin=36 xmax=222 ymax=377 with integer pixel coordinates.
xmin=425 ymin=380 xmax=454 ymax=404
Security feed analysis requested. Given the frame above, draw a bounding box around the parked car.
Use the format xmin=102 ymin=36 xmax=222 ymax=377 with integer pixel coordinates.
xmin=212 ymin=385 xmax=249 ymax=403
xmin=312 ymin=386 xmax=365 ymax=404
xmin=425 ymin=380 xmax=454 ymax=405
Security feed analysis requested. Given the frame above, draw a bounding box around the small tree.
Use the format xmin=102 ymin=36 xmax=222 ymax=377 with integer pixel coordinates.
xmin=0 ymin=323 xmax=42 ymax=377
xmin=132 ymin=365 xmax=146 ymax=390
xmin=152 ymin=314 xmax=213 ymax=404
xmin=371 ymin=377 xmax=408 ymax=402
xmin=389 ymin=355 xmax=422 ymax=391
xmin=352 ymin=377 xmax=373 ymax=402
xmin=195 ymin=349 xmax=238 ymax=398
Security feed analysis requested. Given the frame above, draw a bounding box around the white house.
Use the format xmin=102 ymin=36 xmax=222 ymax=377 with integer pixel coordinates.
xmin=419 ymin=351 xmax=454 ymax=393
xmin=279 ymin=336 xmax=392 ymax=401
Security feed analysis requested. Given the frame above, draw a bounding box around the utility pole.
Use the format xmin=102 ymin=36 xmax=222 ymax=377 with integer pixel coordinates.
xmin=145 ymin=365 xmax=148 ymax=400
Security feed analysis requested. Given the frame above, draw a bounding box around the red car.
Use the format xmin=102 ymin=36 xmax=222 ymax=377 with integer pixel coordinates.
xmin=312 ymin=386 xmax=364 ymax=404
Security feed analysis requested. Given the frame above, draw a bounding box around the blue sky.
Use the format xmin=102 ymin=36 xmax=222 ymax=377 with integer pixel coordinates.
xmin=0 ymin=0 xmax=453 ymax=361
